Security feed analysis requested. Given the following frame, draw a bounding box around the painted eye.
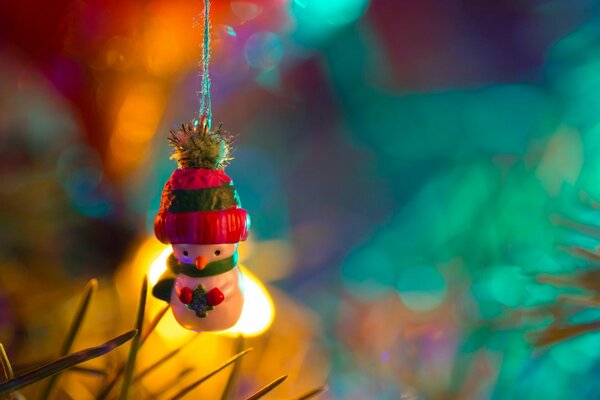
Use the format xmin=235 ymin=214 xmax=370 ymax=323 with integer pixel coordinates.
xmin=214 ymin=250 xmax=221 ymax=256
xmin=183 ymin=251 xmax=189 ymax=256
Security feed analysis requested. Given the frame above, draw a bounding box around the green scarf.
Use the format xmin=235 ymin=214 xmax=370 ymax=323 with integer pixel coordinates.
xmin=152 ymin=252 xmax=238 ymax=302
xmin=167 ymin=252 xmax=238 ymax=277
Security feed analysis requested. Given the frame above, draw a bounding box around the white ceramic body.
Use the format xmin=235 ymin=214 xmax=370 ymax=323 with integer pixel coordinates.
xmin=170 ymin=266 xmax=244 ymax=331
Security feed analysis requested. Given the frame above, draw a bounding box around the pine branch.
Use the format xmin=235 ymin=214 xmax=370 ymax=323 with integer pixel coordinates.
xmin=95 ymin=304 xmax=168 ymax=400
xmin=133 ymin=334 xmax=199 ymax=383
xmin=244 ymin=375 xmax=288 ymax=400
xmin=39 ymin=279 xmax=97 ymax=400
xmin=168 ymin=348 xmax=253 ymax=400
xmin=291 ymin=385 xmax=329 ymax=400
xmin=220 ymin=334 xmax=245 ymax=400
xmin=529 ymin=320 xmax=600 ymax=347
xmin=0 ymin=331 xmax=136 ymax=396
xmin=117 ymin=276 xmax=148 ymax=400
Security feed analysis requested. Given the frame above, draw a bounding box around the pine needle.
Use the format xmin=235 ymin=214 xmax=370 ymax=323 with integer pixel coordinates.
xmin=39 ymin=279 xmax=97 ymax=400
xmin=168 ymin=348 xmax=253 ymax=400
xmin=219 ymin=334 xmax=245 ymax=400
xmin=133 ymin=334 xmax=199 ymax=383
xmin=69 ymin=366 xmax=108 ymax=377
xmin=0 ymin=344 xmax=14 ymax=381
xmin=151 ymin=367 xmax=195 ymax=398
xmin=141 ymin=305 xmax=169 ymax=345
xmin=117 ymin=276 xmax=148 ymax=400
xmin=0 ymin=330 xmax=136 ymax=396
xmin=559 ymin=295 xmax=600 ymax=308
xmin=244 ymin=375 xmax=288 ymax=400
xmin=529 ymin=320 xmax=600 ymax=347
xmin=0 ymin=345 xmax=19 ymax=400
xmin=132 ymin=348 xmax=180 ymax=384
xmin=96 ymin=303 xmax=168 ymax=400
xmin=292 ymin=385 xmax=329 ymax=400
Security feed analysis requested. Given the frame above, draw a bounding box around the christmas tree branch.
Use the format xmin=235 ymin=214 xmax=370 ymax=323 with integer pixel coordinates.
xmin=528 ymin=320 xmax=600 ymax=347
xmin=133 ymin=334 xmax=199 ymax=383
xmin=151 ymin=367 xmax=195 ymax=398
xmin=39 ymin=279 xmax=97 ymax=400
xmin=291 ymin=385 xmax=329 ymax=400
xmin=219 ymin=334 xmax=245 ymax=400
xmin=0 ymin=343 xmax=19 ymax=399
xmin=244 ymin=375 xmax=288 ymax=400
xmin=559 ymin=294 xmax=600 ymax=308
xmin=95 ymin=303 xmax=168 ymax=400
xmin=117 ymin=276 xmax=148 ymax=400
xmin=168 ymin=348 xmax=253 ymax=400
xmin=141 ymin=305 xmax=169 ymax=344
xmin=0 ymin=330 xmax=136 ymax=396
xmin=69 ymin=366 xmax=108 ymax=377
xmin=0 ymin=344 xmax=14 ymax=382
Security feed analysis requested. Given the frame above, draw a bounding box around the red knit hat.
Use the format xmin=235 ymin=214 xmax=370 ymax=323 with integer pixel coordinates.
xmin=154 ymin=120 xmax=250 ymax=245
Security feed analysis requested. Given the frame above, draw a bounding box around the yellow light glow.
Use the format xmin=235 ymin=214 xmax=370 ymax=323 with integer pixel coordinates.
xmin=149 ymin=246 xmax=172 ymax=286
xmin=148 ymin=244 xmax=274 ymax=337
xmin=221 ymin=267 xmax=275 ymax=337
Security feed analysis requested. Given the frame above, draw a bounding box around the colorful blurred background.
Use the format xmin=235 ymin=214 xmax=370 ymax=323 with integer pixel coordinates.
xmin=2 ymin=0 xmax=600 ymax=398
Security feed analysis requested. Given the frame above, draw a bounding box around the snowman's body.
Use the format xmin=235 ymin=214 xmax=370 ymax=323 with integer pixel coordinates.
xmin=171 ymin=266 xmax=244 ymax=331
xmin=153 ymin=242 xmax=247 ymax=332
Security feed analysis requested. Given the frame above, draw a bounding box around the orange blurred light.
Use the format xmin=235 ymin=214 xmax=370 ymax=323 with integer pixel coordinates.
xmin=107 ymin=83 xmax=166 ymax=175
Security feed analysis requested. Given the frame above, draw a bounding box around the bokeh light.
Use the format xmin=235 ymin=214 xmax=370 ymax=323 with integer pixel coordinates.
xmin=244 ymin=32 xmax=284 ymax=71
xmin=396 ymin=264 xmax=447 ymax=312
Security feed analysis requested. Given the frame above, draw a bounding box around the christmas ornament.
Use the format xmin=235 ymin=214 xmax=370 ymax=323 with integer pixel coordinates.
xmin=151 ymin=120 xmax=250 ymax=331
xmin=151 ymin=1 xmax=251 ymax=331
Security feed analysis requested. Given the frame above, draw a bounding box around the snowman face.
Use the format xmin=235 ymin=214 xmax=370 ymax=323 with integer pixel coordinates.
xmin=172 ymin=243 xmax=237 ymax=265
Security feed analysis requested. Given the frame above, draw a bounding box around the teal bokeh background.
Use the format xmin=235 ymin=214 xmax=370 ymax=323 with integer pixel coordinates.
xmin=2 ymin=0 xmax=600 ymax=398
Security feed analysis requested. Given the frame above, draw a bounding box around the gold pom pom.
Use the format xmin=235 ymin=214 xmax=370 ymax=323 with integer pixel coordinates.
xmin=167 ymin=120 xmax=233 ymax=170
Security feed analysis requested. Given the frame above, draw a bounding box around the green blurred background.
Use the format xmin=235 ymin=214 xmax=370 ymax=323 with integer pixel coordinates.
xmin=2 ymin=0 xmax=600 ymax=399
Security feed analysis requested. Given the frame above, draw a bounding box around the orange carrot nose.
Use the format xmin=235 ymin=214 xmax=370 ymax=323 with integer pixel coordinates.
xmin=195 ymin=256 xmax=208 ymax=270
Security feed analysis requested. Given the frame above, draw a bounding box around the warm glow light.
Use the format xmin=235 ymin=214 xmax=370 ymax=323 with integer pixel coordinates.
xmin=147 ymin=244 xmax=274 ymax=337
xmin=107 ymin=83 xmax=165 ymax=175
xmin=221 ymin=266 xmax=275 ymax=337
xmin=149 ymin=246 xmax=172 ymax=286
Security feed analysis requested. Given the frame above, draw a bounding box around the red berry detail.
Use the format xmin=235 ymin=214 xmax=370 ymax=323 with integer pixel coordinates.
xmin=178 ymin=287 xmax=193 ymax=304
xmin=206 ymin=288 xmax=225 ymax=306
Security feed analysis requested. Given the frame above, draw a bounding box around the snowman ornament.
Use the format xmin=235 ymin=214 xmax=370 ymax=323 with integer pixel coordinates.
xmin=152 ymin=119 xmax=250 ymax=331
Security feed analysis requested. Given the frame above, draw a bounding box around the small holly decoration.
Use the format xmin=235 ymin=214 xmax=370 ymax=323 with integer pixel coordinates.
xmin=178 ymin=285 xmax=225 ymax=318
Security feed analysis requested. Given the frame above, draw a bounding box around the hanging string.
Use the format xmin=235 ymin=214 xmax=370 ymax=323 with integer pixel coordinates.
xmin=198 ymin=0 xmax=212 ymax=129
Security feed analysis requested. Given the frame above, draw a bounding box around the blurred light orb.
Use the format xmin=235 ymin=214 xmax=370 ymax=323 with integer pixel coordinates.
xmin=221 ymin=267 xmax=275 ymax=336
xmin=149 ymin=245 xmax=274 ymax=336
xmin=217 ymin=24 xmax=236 ymax=38
xmin=301 ymin=0 xmax=370 ymax=26
xmin=212 ymin=25 xmax=246 ymax=79
xmin=341 ymin=246 xmax=396 ymax=299
xmin=56 ymin=144 xmax=103 ymax=193
xmin=71 ymin=189 xmax=113 ymax=218
xmin=149 ymin=246 xmax=173 ymax=286
xmin=231 ymin=1 xmax=262 ymax=22
xmin=244 ymin=32 xmax=283 ymax=71
xmin=56 ymin=144 xmax=113 ymax=217
xmin=472 ymin=266 xmax=527 ymax=308
xmin=550 ymin=339 xmax=599 ymax=373
xmin=396 ymin=265 xmax=447 ymax=312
